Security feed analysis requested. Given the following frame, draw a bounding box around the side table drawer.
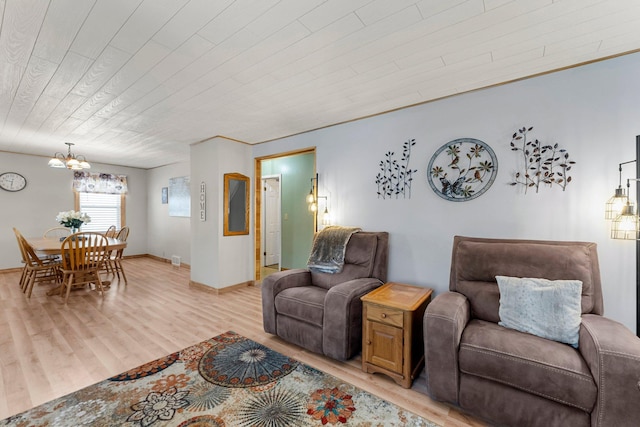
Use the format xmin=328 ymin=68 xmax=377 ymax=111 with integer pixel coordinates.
xmin=366 ymin=304 xmax=403 ymax=327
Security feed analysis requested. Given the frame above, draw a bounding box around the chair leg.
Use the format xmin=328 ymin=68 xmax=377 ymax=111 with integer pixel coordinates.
xmin=25 ymin=271 xmax=36 ymax=298
xmin=104 ymin=253 xmax=115 ymax=276
xmin=63 ymin=274 xmax=74 ymax=303
xmin=21 ymin=269 xmax=31 ymax=292
xmin=118 ymin=260 xmax=127 ymax=285
xmin=113 ymin=259 xmax=127 ymax=285
xmin=19 ymin=266 xmax=27 ymax=290
xmin=94 ymin=273 xmax=104 ymax=296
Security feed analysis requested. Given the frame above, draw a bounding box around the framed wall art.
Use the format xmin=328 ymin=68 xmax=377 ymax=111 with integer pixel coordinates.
xmin=427 ymin=138 xmax=497 ymax=202
xmin=161 ymin=187 xmax=168 ymax=204
xmin=169 ymin=176 xmax=191 ymax=217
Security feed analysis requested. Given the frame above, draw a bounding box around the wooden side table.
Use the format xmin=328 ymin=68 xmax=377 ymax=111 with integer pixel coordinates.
xmin=361 ymin=282 xmax=433 ymax=388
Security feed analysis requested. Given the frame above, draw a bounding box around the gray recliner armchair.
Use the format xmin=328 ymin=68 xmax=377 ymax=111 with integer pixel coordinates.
xmin=424 ymin=235 xmax=640 ymax=427
xmin=261 ymin=231 xmax=388 ymax=360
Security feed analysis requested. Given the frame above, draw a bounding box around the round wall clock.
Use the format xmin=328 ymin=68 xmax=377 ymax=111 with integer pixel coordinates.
xmin=427 ymin=138 xmax=497 ymax=202
xmin=0 ymin=172 xmax=27 ymax=192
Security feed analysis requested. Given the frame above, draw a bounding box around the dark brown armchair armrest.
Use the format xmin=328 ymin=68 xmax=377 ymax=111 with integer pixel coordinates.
xmin=423 ymin=291 xmax=470 ymax=404
xmin=323 ymin=278 xmax=383 ymax=360
xmin=579 ymin=314 xmax=640 ymax=427
xmin=261 ymin=269 xmax=311 ymax=334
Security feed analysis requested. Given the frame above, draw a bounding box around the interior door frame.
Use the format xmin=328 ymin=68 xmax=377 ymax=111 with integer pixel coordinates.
xmin=254 ymin=147 xmax=316 ymax=282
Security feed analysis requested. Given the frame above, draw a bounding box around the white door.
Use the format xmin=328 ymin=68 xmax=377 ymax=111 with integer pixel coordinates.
xmin=263 ymin=177 xmax=281 ymax=267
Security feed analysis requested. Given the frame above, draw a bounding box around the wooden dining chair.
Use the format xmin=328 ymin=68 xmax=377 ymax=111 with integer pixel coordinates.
xmin=43 ymin=226 xmax=72 ymax=240
xmin=42 ymin=226 xmax=72 ymax=263
xmin=101 ymin=225 xmax=121 ymax=276
xmin=14 ymin=229 xmax=62 ymax=298
xmin=13 ymin=227 xmax=30 ymax=290
xmin=104 ymin=225 xmax=117 ymax=238
xmin=110 ymin=226 xmax=130 ymax=285
xmin=59 ymin=232 xmax=109 ymax=303
xmin=101 ymin=225 xmax=118 ymax=276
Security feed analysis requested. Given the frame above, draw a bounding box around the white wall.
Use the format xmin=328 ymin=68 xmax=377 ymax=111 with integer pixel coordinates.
xmin=253 ymin=51 xmax=640 ymax=333
xmin=190 ymin=137 xmax=253 ymax=289
xmin=4 ymin=51 xmax=639 ymax=332
xmin=147 ymin=161 xmax=191 ymax=264
xmin=0 ymin=151 xmax=148 ymax=269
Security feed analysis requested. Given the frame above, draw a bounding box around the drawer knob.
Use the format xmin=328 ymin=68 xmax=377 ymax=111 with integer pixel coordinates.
xmin=381 ymin=313 xmax=387 ymax=318
xmin=367 ymin=340 xmax=372 ymax=345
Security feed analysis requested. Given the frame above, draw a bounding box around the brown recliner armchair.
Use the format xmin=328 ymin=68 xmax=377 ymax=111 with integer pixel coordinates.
xmin=424 ymin=235 xmax=640 ymax=427
xmin=261 ymin=231 xmax=388 ymax=360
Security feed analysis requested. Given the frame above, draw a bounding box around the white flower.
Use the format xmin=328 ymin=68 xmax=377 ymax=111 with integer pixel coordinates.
xmin=56 ymin=210 xmax=91 ymax=228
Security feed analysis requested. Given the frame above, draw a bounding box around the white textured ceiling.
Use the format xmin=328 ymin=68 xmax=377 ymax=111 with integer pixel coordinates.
xmin=1 ymin=0 xmax=640 ymax=169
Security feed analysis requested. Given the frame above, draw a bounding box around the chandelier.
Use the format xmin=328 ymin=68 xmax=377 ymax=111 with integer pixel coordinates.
xmin=48 ymin=142 xmax=91 ymax=170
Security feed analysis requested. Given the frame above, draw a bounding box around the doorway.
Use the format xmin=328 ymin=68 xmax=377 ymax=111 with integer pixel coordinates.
xmin=255 ymin=148 xmax=316 ymax=282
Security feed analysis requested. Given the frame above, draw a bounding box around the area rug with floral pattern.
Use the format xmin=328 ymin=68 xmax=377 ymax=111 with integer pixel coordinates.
xmin=1 ymin=331 xmax=439 ymax=426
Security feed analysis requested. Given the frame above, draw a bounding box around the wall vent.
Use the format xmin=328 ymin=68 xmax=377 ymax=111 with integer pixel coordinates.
xmin=171 ymin=255 xmax=181 ymax=267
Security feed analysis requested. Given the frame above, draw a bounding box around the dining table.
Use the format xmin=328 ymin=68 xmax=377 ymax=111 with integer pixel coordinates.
xmin=27 ymin=236 xmax=127 ymax=255
xmin=26 ymin=236 xmax=127 ymax=296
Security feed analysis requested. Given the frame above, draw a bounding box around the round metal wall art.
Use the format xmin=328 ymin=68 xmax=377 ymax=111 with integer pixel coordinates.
xmin=427 ymin=138 xmax=498 ymax=202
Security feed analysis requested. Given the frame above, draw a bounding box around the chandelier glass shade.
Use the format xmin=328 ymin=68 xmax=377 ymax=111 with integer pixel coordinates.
xmin=48 ymin=142 xmax=91 ymax=170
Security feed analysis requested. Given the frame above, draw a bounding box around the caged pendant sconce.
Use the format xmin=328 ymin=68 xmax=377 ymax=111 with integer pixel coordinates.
xmin=610 ymin=197 xmax=640 ymax=240
xmin=604 ymin=136 xmax=640 ymax=336
xmin=605 ymin=159 xmax=636 ymax=220
xmin=606 ymin=158 xmax=640 ymax=240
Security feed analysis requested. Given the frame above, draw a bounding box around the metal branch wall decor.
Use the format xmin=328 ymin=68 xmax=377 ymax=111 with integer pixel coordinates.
xmin=509 ymin=126 xmax=576 ymax=193
xmin=427 ymin=138 xmax=498 ymax=202
xmin=375 ymin=138 xmax=418 ymax=199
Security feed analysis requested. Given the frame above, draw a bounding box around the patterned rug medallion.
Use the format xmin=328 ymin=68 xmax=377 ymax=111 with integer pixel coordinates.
xmin=1 ymin=331 xmax=439 ymax=426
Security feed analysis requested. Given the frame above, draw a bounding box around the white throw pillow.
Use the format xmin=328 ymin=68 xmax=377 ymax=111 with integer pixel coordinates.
xmin=496 ymin=276 xmax=583 ymax=348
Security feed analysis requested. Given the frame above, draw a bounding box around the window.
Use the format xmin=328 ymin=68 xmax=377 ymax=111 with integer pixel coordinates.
xmin=77 ymin=192 xmax=124 ymax=232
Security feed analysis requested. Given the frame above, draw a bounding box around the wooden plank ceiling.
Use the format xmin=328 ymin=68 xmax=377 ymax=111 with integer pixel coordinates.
xmin=1 ymin=0 xmax=640 ymax=169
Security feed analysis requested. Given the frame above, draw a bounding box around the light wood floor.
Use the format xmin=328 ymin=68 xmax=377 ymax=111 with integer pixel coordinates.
xmin=0 ymin=257 xmax=485 ymax=426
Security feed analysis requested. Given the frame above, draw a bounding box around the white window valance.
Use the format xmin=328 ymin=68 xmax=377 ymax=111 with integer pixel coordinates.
xmin=73 ymin=171 xmax=128 ymax=194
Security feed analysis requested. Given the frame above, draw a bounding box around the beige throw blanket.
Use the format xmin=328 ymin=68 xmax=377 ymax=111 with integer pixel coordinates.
xmin=307 ymin=226 xmax=361 ymax=274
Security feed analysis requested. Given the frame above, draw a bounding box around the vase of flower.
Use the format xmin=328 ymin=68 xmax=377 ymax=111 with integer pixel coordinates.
xmin=56 ymin=210 xmax=91 ymax=239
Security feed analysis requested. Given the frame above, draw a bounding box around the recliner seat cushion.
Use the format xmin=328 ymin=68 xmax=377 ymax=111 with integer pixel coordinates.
xmin=275 ymin=286 xmax=326 ymax=327
xmin=458 ymin=320 xmax=597 ymax=412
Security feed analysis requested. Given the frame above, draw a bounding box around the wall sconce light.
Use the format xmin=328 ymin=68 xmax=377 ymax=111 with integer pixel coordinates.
xmin=317 ymin=195 xmax=331 ymax=225
xmin=306 ymin=181 xmax=316 ymax=205
xmin=307 ymin=174 xmax=317 ymax=211
xmin=305 ymin=173 xmax=331 ymax=230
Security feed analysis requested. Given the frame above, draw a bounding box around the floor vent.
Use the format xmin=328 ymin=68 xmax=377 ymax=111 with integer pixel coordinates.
xmin=171 ymin=255 xmax=181 ymax=267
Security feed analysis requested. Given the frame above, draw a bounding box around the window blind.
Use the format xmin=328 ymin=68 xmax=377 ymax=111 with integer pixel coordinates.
xmin=79 ymin=192 xmax=121 ymax=232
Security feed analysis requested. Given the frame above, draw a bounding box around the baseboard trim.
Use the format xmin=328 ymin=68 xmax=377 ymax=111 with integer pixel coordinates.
xmin=189 ymin=280 xmax=254 ymax=295
xmin=143 ymin=254 xmax=191 ymax=269
xmin=0 ymin=254 xmax=190 ymax=274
